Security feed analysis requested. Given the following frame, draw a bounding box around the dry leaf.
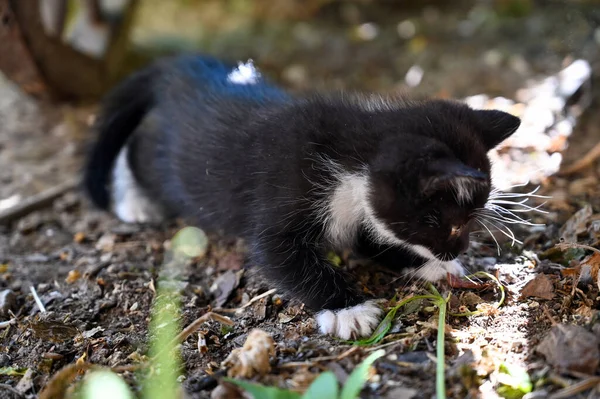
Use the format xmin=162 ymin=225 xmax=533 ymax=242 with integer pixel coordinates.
xmin=536 ymin=324 xmax=599 ymax=374
xmin=73 ymin=232 xmax=86 ymax=243
xmin=222 ymin=329 xmax=275 ymax=378
xmin=520 ymin=274 xmax=555 ymax=300
xmin=198 ymin=332 xmax=208 ymax=355
xmin=65 ymin=270 xmax=81 ymax=284
xmin=559 ymin=205 xmax=593 ymax=243
xmin=210 ymin=270 xmax=243 ymax=308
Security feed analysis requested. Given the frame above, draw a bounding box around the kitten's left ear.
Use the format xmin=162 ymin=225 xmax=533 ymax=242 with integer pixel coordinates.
xmin=421 ymin=159 xmax=488 ymax=203
xmin=473 ymin=110 xmax=521 ymax=150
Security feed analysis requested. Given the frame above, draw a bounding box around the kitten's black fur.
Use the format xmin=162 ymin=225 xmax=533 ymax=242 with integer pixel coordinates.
xmin=84 ymin=54 xmax=520 ymax=323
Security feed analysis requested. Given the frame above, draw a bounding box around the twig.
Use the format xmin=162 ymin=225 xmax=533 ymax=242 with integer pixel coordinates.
xmin=548 ymin=376 xmax=600 ymax=399
xmin=172 ymin=312 xmax=233 ymax=346
xmin=555 ymin=242 xmax=600 ymax=255
xmin=0 ymin=178 xmax=79 ymax=225
xmin=559 ymin=141 xmax=600 ymax=176
xmin=84 ymin=260 xmax=111 ymax=279
xmin=214 ymin=288 xmax=277 ymax=313
xmin=542 ymin=305 xmax=558 ymax=326
xmin=278 ymin=345 xmax=360 ymax=368
xmin=0 ymin=383 xmax=24 ymax=398
xmin=0 ymin=319 xmax=15 ymax=329
xmin=30 ymin=286 xmax=46 ymax=313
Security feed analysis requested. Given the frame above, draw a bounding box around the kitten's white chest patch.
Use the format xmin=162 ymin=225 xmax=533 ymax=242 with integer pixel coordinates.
xmin=316 ymin=300 xmax=383 ymax=340
xmin=227 ymin=60 xmax=261 ymax=85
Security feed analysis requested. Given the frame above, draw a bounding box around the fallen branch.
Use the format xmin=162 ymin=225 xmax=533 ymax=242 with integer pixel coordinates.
xmin=173 ymin=311 xmax=234 ymax=345
xmin=558 ymin=141 xmax=600 ymax=176
xmin=0 ymin=178 xmax=79 ymax=225
xmin=555 ymin=242 xmax=600 ymax=255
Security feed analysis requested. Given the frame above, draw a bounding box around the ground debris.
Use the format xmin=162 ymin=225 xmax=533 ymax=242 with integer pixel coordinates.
xmin=222 ymin=329 xmax=276 ymax=379
xmin=535 ymin=324 xmax=599 ymax=374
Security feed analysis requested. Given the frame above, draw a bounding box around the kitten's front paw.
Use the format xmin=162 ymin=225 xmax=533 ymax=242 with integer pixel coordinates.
xmin=316 ymin=300 xmax=384 ymax=340
xmin=412 ymin=259 xmax=465 ymax=282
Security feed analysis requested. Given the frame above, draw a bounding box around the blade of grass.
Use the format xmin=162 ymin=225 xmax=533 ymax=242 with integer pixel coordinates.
xmin=340 ymin=349 xmax=385 ymax=399
xmin=352 ymin=295 xmax=439 ymax=346
xmin=144 ymin=227 xmax=208 ymax=399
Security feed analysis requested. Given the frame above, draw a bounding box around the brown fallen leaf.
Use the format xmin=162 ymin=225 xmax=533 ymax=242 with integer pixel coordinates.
xmin=559 ymin=205 xmax=593 ymax=243
xmin=73 ymin=232 xmax=86 ymax=243
xmin=210 ymin=270 xmax=243 ymax=308
xmin=65 ymin=270 xmax=81 ymax=284
xmin=520 ymin=274 xmax=555 ymax=300
xmin=536 ymin=324 xmax=600 ymax=374
xmin=447 ymin=273 xmax=494 ymax=290
xmin=222 ymin=329 xmax=275 ymax=378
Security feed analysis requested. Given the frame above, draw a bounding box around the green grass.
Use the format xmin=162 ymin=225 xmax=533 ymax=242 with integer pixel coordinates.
xmin=225 ymin=349 xmax=386 ymax=399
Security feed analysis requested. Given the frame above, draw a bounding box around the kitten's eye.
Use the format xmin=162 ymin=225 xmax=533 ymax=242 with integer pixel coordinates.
xmin=450 ymin=225 xmax=463 ymax=237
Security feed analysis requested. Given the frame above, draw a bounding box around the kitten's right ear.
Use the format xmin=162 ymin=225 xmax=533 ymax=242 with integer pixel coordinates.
xmin=473 ymin=110 xmax=521 ymax=150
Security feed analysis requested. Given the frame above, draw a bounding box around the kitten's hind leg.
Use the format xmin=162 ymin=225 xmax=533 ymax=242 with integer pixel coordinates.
xmin=251 ymin=230 xmax=383 ymax=340
xmin=112 ymin=146 xmax=164 ymax=224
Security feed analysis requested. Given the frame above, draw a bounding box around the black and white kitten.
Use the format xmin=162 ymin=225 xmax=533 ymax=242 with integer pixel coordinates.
xmin=84 ymin=54 xmax=520 ymax=340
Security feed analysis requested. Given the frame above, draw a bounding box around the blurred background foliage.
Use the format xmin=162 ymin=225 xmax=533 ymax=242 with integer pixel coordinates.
xmin=2 ymin=0 xmax=599 ymax=101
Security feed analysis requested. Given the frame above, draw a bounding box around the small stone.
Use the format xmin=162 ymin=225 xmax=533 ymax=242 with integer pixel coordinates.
xmin=0 ymin=289 xmax=16 ymax=316
xmin=385 ymin=387 xmax=418 ymax=399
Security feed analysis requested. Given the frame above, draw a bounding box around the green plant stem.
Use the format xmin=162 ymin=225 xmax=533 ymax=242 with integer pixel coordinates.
xmin=436 ymin=293 xmax=448 ymax=399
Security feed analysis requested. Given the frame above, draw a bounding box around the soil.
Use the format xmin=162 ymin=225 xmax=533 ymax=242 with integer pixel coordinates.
xmin=1 ymin=2 xmax=600 ymax=399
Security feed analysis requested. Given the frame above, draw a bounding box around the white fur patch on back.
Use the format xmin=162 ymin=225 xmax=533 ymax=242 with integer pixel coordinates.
xmin=112 ymin=147 xmax=163 ymax=224
xmin=316 ymin=300 xmax=383 ymax=340
xmin=227 ymin=60 xmax=261 ymax=85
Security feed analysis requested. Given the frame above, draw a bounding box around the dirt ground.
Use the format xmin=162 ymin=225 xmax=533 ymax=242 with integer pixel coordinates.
xmin=1 ymin=2 xmax=600 ymax=398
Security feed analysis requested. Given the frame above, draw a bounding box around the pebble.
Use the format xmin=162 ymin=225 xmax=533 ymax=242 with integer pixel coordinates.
xmin=0 ymin=289 xmax=16 ymax=316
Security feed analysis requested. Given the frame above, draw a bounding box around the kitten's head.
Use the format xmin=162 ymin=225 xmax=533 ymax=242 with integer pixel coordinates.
xmin=368 ymin=99 xmax=520 ymax=261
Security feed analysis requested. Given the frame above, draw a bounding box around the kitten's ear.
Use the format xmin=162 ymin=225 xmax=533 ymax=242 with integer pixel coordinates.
xmin=473 ymin=110 xmax=521 ymax=150
xmin=421 ymin=159 xmax=488 ymax=202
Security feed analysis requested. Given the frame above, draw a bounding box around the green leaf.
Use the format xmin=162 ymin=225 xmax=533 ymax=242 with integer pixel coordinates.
xmin=340 ymin=349 xmax=385 ymax=399
xmin=0 ymin=367 xmax=28 ymax=376
xmin=79 ymin=370 xmax=134 ymax=399
xmin=351 ymin=295 xmax=438 ymax=346
xmin=302 ymin=371 xmax=339 ymax=399
xmin=497 ymin=362 xmax=532 ymax=399
xmin=225 ymin=378 xmax=302 ymax=399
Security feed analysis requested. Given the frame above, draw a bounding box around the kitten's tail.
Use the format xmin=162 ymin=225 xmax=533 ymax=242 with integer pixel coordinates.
xmin=83 ymin=66 xmax=157 ymax=209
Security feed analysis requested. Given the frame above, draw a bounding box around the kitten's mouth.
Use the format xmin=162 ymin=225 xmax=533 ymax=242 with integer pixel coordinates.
xmin=438 ymin=252 xmax=459 ymax=262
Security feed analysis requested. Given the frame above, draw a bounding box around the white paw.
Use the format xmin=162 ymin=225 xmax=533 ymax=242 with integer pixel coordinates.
xmin=316 ymin=300 xmax=384 ymax=340
xmin=412 ymin=259 xmax=465 ymax=282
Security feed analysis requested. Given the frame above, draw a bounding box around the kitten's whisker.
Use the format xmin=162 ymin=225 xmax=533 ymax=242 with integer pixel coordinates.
xmin=474 ymin=218 xmax=501 ymax=256
xmin=488 ymin=200 xmax=549 ymax=214
xmin=480 ymin=217 xmax=522 ymax=246
xmin=476 ymin=208 xmax=543 ymax=227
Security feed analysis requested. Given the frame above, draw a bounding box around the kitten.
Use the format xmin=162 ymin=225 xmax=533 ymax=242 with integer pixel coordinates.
xmin=84 ymin=54 xmax=520 ymax=339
